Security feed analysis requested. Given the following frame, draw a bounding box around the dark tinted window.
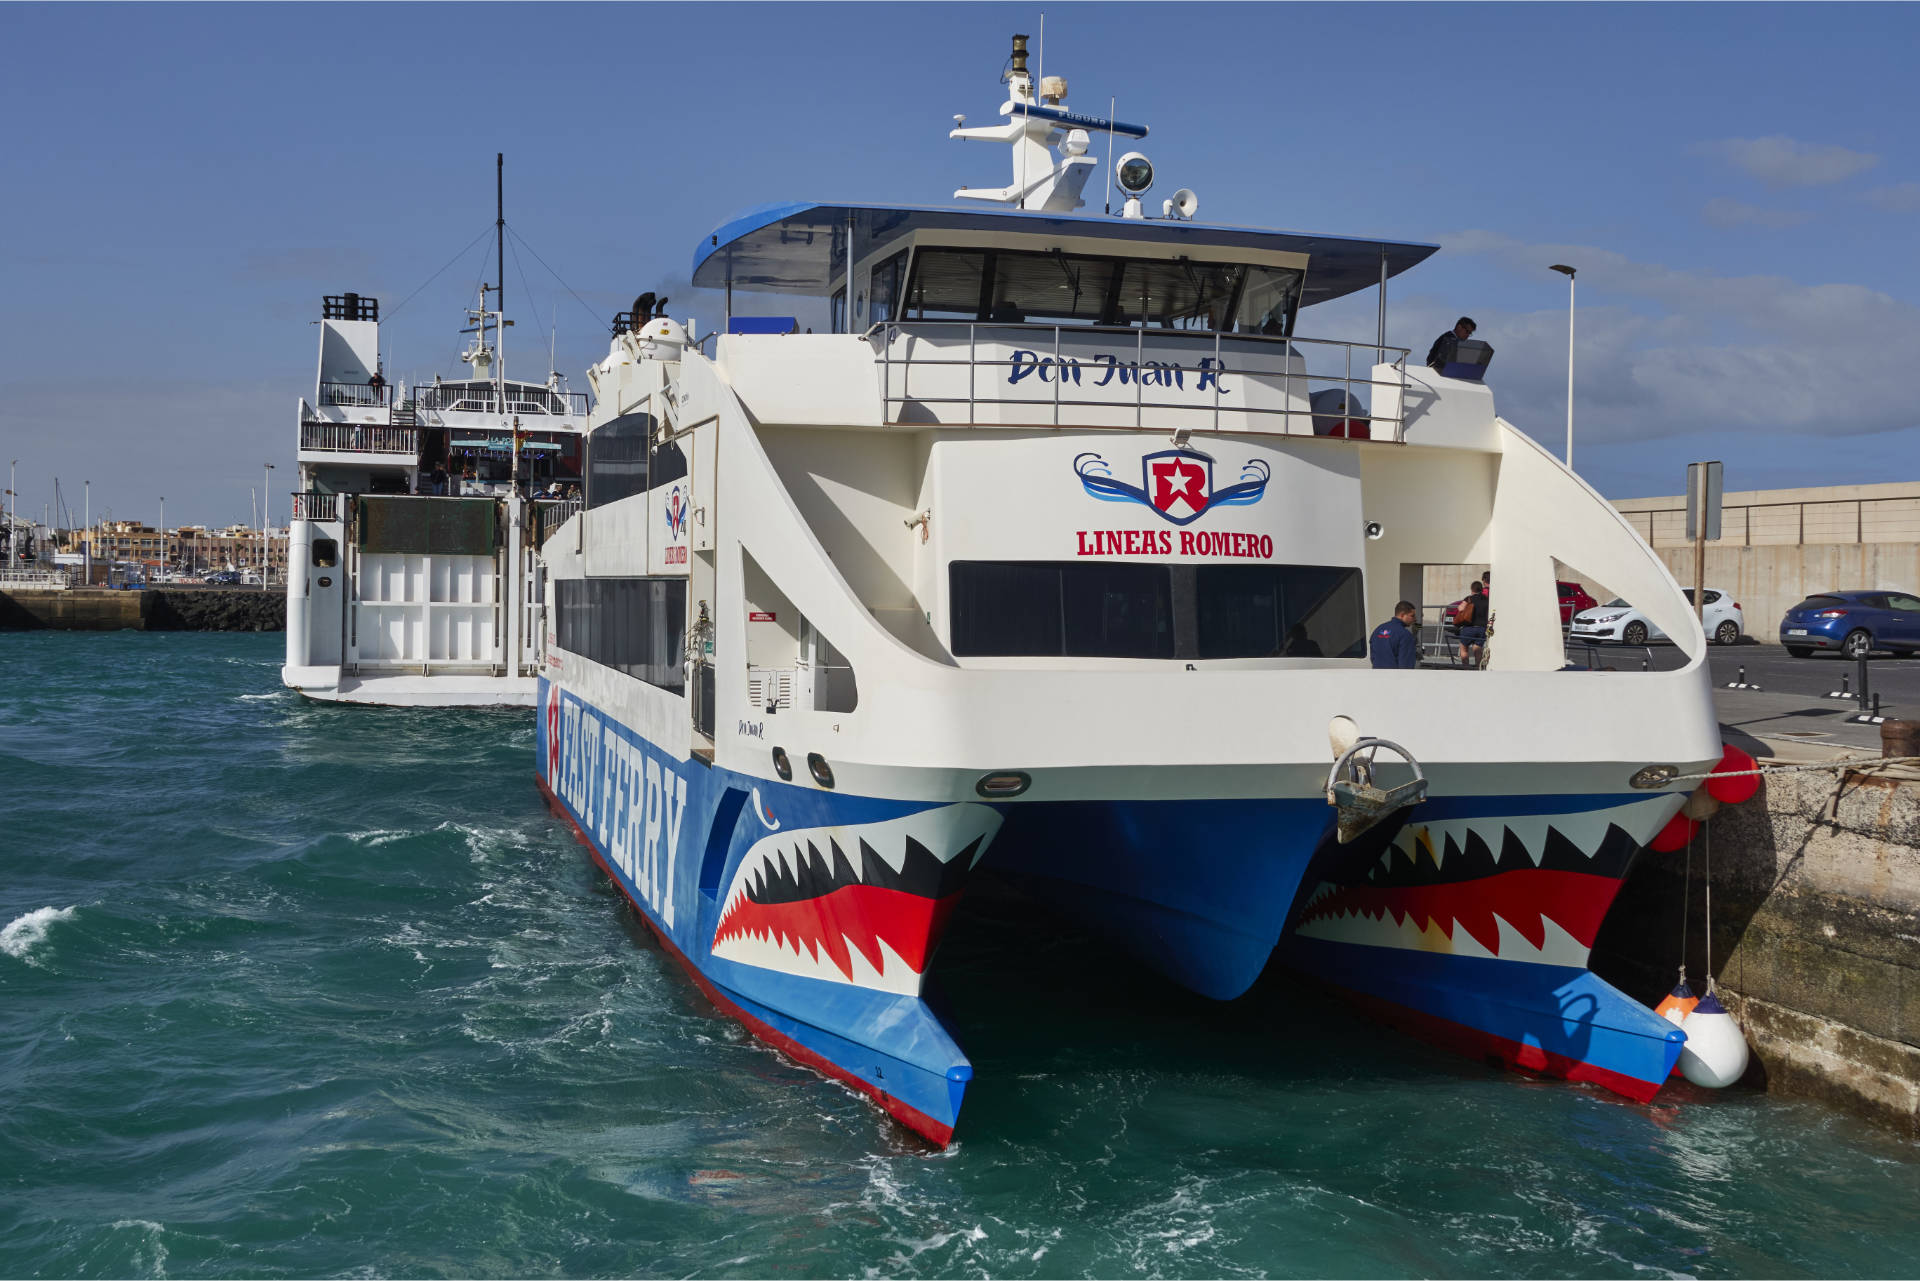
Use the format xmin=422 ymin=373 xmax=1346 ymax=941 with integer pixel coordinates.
xmin=870 ymin=250 xmax=908 ymax=324
xmin=903 ymin=247 xmax=1302 ymax=333
xmin=586 ymin=413 xmax=653 ymax=510
xmin=1064 ymin=562 xmax=1173 ymax=657
xmin=950 ymin=561 xmax=1363 ymax=660
xmin=312 ymin=537 xmax=338 ymax=569
xmin=906 ymin=248 xmax=990 ymax=320
xmin=1794 ymin=595 xmax=1846 ymax=610
xmin=949 ymin=562 xmax=1064 ymax=656
xmin=555 ymin=577 xmax=686 ymax=691
xmin=1195 ymin=564 xmax=1367 ymax=659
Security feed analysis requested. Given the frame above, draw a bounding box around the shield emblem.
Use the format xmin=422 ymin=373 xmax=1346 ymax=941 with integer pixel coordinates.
xmin=1141 ymin=448 xmax=1214 ymax=525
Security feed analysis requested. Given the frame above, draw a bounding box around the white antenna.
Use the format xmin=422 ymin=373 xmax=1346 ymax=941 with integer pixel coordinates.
xmin=549 ymin=303 xmax=558 ymax=381
xmin=1105 ymin=96 xmax=1117 ymax=215
xmin=1036 ymin=12 xmax=1044 ymax=90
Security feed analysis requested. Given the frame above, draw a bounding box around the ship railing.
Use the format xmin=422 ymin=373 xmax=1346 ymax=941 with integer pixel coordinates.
xmin=289 ymin=492 xmax=341 ymax=522
xmin=299 ymin=422 xmax=420 ymax=456
xmin=320 ymin=380 xmax=393 ymax=408
xmin=533 ymin=498 xmax=581 ymax=541
xmin=868 ymin=321 xmax=1409 ymax=439
xmin=414 ymin=386 xmax=589 ymax=417
xmin=0 ymin=566 xmax=71 ymax=590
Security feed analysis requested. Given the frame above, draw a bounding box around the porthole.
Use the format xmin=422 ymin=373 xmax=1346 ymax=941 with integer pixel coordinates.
xmin=771 ymin=746 xmax=792 ymax=781
xmin=807 ymin=752 xmax=835 ymax=790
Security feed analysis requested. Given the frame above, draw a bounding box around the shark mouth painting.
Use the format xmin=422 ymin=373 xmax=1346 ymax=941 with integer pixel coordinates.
xmin=1291 ymin=798 xmax=1668 ymax=968
xmin=711 ymin=804 xmax=1003 ymax=994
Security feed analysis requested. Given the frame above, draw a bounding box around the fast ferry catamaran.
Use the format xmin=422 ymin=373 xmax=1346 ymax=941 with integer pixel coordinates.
xmin=282 ymin=157 xmax=590 ymax=707
xmin=535 ymin=37 xmax=1721 ymax=1144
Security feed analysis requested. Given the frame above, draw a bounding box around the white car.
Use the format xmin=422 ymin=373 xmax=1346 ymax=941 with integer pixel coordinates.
xmin=1569 ymin=588 xmax=1744 ymax=647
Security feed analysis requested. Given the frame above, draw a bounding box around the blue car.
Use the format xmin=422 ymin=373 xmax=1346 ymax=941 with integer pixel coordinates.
xmin=1779 ymin=590 xmax=1920 ymax=658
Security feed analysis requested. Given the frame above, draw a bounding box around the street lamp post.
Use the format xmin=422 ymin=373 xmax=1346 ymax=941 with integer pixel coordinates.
xmin=1550 ymin=264 xmax=1577 ymax=469
xmin=263 ymin=463 xmax=275 ymax=590
xmin=159 ymin=495 xmax=165 ymax=576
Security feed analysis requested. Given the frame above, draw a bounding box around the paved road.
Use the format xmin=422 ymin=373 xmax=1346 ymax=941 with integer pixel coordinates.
xmin=1569 ymin=637 xmax=1919 ymax=751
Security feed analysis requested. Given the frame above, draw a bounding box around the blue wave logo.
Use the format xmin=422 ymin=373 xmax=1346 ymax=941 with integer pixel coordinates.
xmin=1073 ymin=449 xmax=1270 ymax=526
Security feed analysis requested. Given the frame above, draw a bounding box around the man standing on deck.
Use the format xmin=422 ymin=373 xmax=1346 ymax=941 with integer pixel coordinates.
xmin=1370 ymin=601 xmax=1420 ymax=669
xmin=1426 ymin=317 xmax=1477 ymax=372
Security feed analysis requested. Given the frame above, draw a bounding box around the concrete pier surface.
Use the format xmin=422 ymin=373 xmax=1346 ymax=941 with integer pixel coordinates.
xmin=1595 ymin=745 xmax=1920 ymax=1137
xmin=0 ymin=588 xmax=286 ymax=632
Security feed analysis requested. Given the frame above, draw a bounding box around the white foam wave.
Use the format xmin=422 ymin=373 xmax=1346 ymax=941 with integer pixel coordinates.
xmin=1 ymin=906 xmax=75 ymax=961
xmin=109 ymin=1218 xmax=169 ymax=1279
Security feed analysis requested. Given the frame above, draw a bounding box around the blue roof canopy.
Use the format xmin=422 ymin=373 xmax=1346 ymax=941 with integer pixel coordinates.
xmin=691 ymin=201 xmax=1439 ymax=308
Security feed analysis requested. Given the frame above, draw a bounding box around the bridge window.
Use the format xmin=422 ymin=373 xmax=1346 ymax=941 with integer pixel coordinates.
xmin=585 ymin=414 xmax=685 ymax=510
xmin=870 ymin=250 xmax=908 ymax=324
xmin=555 ymin=577 xmax=686 ymax=691
xmin=949 ymin=561 xmax=1364 ymax=659
xmin=903 ymin=247 xmax=1303 ymax=334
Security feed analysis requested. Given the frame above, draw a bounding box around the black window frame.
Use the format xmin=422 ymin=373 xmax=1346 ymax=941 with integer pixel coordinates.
xmin=948 ymin=560 xmax=1366 ymax=660
xmin=555 ymin=576 xmax=688 ymax=692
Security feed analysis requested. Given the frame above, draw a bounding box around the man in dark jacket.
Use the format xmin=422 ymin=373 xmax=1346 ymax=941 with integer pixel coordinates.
xmin=1426 ymin=316 xmax=1477 ymax=372
xmin=1369 ymin=601 xmax=1420 ymax=669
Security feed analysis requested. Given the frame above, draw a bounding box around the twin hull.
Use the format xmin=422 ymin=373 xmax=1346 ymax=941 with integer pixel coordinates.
xmin=537 ymin=676 xmax=1690 ymax=1145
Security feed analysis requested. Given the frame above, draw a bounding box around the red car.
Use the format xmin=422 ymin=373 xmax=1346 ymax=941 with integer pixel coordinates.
xmin=1444 ymin=581 xmax=1596 ymax=627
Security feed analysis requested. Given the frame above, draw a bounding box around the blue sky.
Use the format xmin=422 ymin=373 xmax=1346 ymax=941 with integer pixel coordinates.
xmin=4 ymin=2 xmax=1917 ymax=526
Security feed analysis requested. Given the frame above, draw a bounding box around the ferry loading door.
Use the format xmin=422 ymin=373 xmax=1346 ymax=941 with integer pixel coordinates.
xmin=309 ymin=532 xmax=345 ymax=665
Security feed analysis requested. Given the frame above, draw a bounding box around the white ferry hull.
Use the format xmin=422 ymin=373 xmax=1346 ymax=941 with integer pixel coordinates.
xmin=282 ymin=665 xmax=539 ymax=708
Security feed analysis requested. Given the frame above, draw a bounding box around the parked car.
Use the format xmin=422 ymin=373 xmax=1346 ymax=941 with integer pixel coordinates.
xmin=1443 ymin=580 xmax=1597 ymax=628
xmin=1779 ymin=590 xmax=1920 ymax=658
xmin=1569 ymin=588 xmax=1744 ymax=646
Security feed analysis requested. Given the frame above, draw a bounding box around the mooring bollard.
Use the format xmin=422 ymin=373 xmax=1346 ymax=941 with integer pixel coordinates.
xmin=1883 ymin=719 xmax=1919 ymax=759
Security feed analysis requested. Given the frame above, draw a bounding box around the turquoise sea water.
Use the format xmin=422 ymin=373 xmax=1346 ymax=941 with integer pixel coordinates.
xmin=3 ymin=630 xmax=1918 ymax=1279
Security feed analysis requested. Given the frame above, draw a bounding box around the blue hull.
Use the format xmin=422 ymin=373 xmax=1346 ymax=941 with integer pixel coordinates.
xmin=540 ymin=678 xmax=1687 ymax=1141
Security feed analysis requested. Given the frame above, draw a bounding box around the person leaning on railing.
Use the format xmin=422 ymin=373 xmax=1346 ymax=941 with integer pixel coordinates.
xmin=1426 ymin=317 xmax=1477 ymax=372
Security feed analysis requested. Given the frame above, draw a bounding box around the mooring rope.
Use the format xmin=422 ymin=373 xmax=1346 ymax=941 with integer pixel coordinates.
xmin=1678 ymin=825 xmax=1692 ymax=986
xmin=1663 ymin=754 xmax=1920 ymax=785
xmin=1703 ymin=814 xmax=1715 ymax=990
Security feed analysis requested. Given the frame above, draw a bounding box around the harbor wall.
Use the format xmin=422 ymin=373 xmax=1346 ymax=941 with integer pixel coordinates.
xmin=0 ymin=588 xmax=286 ymax=632
xmin=1591 ymin=767 xmax=1920 ymax=1136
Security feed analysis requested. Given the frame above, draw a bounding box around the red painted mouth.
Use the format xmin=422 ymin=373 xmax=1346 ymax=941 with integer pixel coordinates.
xmin=1298 ymin=868 xmax=1621 ymax=956
xmin=714 ymin=883 xmax=962 ymax=981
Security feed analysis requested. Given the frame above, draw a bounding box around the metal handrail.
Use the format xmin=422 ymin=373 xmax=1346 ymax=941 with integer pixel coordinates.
xmin=299 ymin=423 xmax=419 ymax=455
xmin=321 ymin=380 xmax=393 ymax=408
xmin=289 ymin=492 xmax=341 ymax=522
xmin=867 ymin=320 xmax=1410 ymax=440
xmin=415 ymin=386 xmax=589 ymax=417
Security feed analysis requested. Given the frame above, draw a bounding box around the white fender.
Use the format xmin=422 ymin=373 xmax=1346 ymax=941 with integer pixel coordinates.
xmin=1678 ymin=990 xmax=1750 ymax=1088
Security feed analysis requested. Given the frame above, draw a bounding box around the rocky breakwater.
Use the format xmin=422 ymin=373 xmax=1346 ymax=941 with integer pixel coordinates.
xmin=1593 ymin=754 xmax=1920 ymax=1136
xmin=0 ymin=588 xmax=286 ymax=631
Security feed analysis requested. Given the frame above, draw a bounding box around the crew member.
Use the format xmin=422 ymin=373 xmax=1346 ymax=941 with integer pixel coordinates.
xmin=1369 ymin=601 xmax=1420 ymax=669
xmin=1426 ymin=317 xmax=1477 ymax=372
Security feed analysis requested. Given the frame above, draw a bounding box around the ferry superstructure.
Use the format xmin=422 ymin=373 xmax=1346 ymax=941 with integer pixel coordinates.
xmin=535 ymin=38 xmax=1721 ymax=1144
xmin=281 ymin=160 xmax=591 ymax=707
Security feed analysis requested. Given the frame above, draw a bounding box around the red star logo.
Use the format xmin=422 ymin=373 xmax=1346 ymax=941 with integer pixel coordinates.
xmin=1151 ymin=459 xmax=1209 ymax=516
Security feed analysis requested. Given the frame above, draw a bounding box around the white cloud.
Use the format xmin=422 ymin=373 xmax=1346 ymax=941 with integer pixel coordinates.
xmin=1695 ymin=136 xmax=1879 ymax=188
xmin=1391 ymin=231 xmax=1920 ymax=452
xmin=1700 ymin=197 xmax=1810 ymax=230
xmin=1863 ymin=182 xmax=1920 ymax=213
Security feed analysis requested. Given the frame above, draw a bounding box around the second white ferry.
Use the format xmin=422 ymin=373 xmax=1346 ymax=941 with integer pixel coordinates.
xmin=281 ymin=158 xmax=593 ymax=707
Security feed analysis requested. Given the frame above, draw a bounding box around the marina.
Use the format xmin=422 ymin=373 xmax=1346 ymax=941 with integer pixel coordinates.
xmin=7 ymin=5 xmax=1920 ymax=1277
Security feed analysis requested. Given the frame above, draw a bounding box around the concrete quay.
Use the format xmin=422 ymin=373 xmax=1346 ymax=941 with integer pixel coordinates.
xmin=1594 ymin=752 xmax=1920 ymax=1137
xmin=0 ymin=587 xmax=286 ymax=632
